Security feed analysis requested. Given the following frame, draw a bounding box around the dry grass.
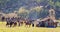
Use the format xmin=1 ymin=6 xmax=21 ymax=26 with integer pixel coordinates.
xmin=0 ymin=22 xmax=60 ymax=32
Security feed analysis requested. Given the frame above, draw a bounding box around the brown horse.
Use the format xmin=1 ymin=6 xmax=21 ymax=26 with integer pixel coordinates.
xmin=25 ymin=21 xmax=31 ymax=27
xmin=24 ymin=19 xmax=34 ymax=27
xmin=53 ymin=22 xmax=58 ymax=27
xmin=18 ymin=20 xmax=23 ymax=26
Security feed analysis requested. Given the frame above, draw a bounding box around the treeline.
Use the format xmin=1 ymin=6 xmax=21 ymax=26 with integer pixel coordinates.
xmin=0 ymin=0 xmax=60 ymax=19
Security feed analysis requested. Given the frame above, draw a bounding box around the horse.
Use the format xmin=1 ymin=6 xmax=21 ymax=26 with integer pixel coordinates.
xmin=17 ymin=20 xmax=23 ymax=26
xmin=1 ymin=16 xmax=5 ymax=21
xmin=53 ymin=22 xmax=58 ymax=27
xmin=24 ymin=19 xmax=34 ymax=27
xmin=6 ymin=17 xmax=17 ymax=27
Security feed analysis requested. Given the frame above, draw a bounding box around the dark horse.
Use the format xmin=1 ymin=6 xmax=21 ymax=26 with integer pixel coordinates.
xmin=6 ymin=18 xmax=17 ymax=27
xmin=6 ymin=21 xmax=17 ymax=27
xmin=24 ymin=19 xmax=34 ymax=27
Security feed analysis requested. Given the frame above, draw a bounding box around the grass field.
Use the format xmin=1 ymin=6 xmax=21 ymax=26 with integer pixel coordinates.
xmin=0 ymin=22 xmax=60 ymax=32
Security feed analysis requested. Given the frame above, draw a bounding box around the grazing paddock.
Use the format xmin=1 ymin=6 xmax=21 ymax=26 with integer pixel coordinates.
xmin=0 ymin=22 xmax=60 ymax=32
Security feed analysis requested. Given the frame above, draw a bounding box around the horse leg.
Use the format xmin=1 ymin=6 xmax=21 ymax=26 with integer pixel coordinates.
xmin=32 ymin=24 xmax=34 ymax=27
xmin=6 ymin=23 xmax=9 ymax=27
xmin=14 ymin=22 xmax=17 ymax=27
xmin=18 ymin=23 xmax=20 ymax=26
xmin=10 ymin=24 xmax=12 ymax=27
xmin=29 ymin=24 xmax=30 ymax=27
xmin=6 ymin=22 xmax=8 ymax=26
xmin=6 ymin=22 xmax=10 ymax=27
xmin=10 ymin=22 xmax=13 ymax=27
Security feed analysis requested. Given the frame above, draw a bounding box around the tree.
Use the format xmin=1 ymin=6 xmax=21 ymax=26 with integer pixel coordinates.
xmin=28 ymin=6 xmax=43 ymax=20
xmin=55 ymin=1 xmax=60 ymax=7
xmin=18 ymin=7 xmax=29 ymax=18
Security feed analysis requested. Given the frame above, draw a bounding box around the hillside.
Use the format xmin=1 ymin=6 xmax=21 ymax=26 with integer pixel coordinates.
xmin=0 ymin=0 xmax=60 ymax=19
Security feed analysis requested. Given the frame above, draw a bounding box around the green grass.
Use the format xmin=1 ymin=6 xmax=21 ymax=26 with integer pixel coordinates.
xmin=0 ymin=22 xmax=60 ymax=32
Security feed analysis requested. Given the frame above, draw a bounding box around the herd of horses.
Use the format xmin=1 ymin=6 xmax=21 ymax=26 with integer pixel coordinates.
xmin=1 ymin=16 xmax=58 ymax=28
xmin=6 ymin=17 xmax=34 ymax=27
